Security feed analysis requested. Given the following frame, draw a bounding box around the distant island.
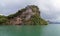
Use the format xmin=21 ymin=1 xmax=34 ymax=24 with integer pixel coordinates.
xmin=48 ymin=21 xmax=60 ymax=24
xmin=0 ymin=5 xmax=48 ymax=25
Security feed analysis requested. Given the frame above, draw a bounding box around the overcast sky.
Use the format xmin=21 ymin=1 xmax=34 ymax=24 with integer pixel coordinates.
xmin=0 ymin=0 xmax=60 ymax=22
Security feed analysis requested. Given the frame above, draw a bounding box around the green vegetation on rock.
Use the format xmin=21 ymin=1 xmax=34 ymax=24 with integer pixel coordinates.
xmin=0 ymin=5 xmax=48 ymax=25
xmin=0 ymin=15 xmax=8 ymax=25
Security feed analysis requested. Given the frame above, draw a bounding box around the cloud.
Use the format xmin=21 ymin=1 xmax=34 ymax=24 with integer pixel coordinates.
xmin=0 ymin=0 xmax=25 ymax=15
xmin=0 ymin=0 xmax=60 ymax=21
xmin=38 ymin=0 xmax=60 ymax=22
xmin=0 ymin=14 xmax=4 ymax=15
xmin=0 ymin=0 xmax=40 ymax=15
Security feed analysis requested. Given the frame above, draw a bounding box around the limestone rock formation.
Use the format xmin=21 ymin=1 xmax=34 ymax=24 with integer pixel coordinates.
xmin=0 ymin=5 xmax=48 ymax=25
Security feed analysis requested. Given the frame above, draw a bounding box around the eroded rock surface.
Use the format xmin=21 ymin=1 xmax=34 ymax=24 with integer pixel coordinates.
xmin=6 ymin=5 xmax=48 ymax=25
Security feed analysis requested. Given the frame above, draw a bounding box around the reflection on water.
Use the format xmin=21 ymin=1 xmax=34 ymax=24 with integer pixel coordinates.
xmin=0 ymin=25 xmax=41 ymax=36
xmin=0 ymin=24 xmax=60 ymax=36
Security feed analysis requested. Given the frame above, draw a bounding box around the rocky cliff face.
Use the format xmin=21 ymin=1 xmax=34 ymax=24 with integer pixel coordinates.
xmin=6 ymin=5 xmax=48 ymax=25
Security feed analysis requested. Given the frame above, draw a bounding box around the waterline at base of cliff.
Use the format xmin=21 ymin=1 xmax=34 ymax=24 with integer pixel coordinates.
xmin=0 ymin=5 xmax=48 ymax=25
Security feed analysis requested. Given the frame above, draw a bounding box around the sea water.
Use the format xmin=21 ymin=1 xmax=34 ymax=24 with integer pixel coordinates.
xmin=0 ymin=24 xmax=60 ymax=36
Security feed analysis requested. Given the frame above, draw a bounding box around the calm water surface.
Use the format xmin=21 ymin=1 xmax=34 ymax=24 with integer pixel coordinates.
xmin=0 ymin=24 xmax=60 ymax=36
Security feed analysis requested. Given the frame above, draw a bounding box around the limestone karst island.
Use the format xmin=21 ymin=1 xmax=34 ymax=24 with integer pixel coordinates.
xmin=0 ymin=5 xmax=48 ymax=25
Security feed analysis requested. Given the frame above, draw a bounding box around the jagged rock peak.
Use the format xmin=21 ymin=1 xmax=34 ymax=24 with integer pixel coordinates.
xmin=18 ymin=5 xmax=40 ymax=14
xmin=26 ymin=5 xmax=39 ymax=9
